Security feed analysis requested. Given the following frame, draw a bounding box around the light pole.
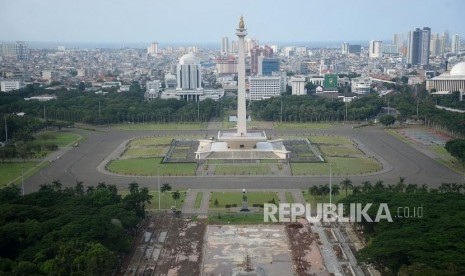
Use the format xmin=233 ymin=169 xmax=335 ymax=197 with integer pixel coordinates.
xmin=158 ymin=167 xmax=161 ymax=211
xmin=329 ymin=163 xmax=332 ymax=207
xmin=21 ymin=166 xmax=24 ymax=196
xmin=4 ymin=116 xmax=7 ymax=144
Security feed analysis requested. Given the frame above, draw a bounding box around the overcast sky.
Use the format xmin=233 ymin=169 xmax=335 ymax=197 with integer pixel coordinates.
xmin=1 ymin=0 xmax=464 ymax=43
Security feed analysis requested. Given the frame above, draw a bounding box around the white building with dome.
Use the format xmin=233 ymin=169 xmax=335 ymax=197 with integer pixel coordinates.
xmin=426 ymin=62 xmax=465 ymax=97
xmin=159 ymin=53 xmax=224 ymax=101
xmin=176 ymin=53 xmax=202 ymax=91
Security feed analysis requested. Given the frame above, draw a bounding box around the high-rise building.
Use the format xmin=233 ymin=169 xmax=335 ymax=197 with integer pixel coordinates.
xmin=230 ymin=40 xmax=238 ymax=53
xmin=176 ymin=53 xmax=202 ymax=90
xmin=452 ymin=34 xmax=461 ymax=54
xmin=393 ymin=34 xmax=404 ymax=48
xmin=147 ymin=42 xmax=158 ymax=56
xmin=430 ymin=34 xmax=442 ymax=56
xmin=291 ymin=76 xmax=306 ymax=96
xmin=408 ymin=27 xmax=431 ymax=66
xmin=341 ymin=42 xmax=348 ymax=54
xmin=261 ymin=58 xmax=280 ymax=76
xmin=216 ymin=56 xmax=238 ymax=74
xmin=221 ymin=37 xmax=229 ymax=55
xmin=250 ymin=46 xmax=273 ymax=76
xmin=443 ymin=30 xmax=450 ymax=45
xmin=348 ymin=45 xmax=361 ymax=55
xmin=14 ymin=41 xmax=28 ymax=60
xmin=369 ymin=40 xmax=382 ymax=58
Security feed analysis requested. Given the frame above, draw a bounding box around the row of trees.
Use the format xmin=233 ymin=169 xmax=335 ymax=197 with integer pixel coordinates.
xmin=0 ymin=181 xmax=152 ymax=275
xmin=336 ymin=178 xmax=465 ymax=275
xmin=249 ymin=94 xmax=384 ymax=122
xmin=0 ymin=85 xmax=222 ymax=125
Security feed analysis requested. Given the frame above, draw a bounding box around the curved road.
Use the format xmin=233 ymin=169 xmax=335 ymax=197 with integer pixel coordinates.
xmin=24 ymin=125 xmax=462 ymax=192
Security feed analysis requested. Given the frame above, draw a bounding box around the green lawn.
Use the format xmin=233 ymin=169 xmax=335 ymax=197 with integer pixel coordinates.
xmin=114 ymin=123 xmax=206 ymax=131
xmin=209 ymin=192 xmax=279 ymax=209
xmin=285 ymin=191 xmax=294 ymax=203
xmin=214 ymin=164 xmax=272 ymax=175
xmin=309 ymin=135 xmax=353 ymax=145
xmin=36 ymin=131 xmax=82 ymax=147
xmin=207 ymin=213 xmax=267 ymax=224
xmin=194 ymin=192 xmax=203 ymax=209
xmin=107 ymin=157 xmax=197 ymax=176
xmin=302 ymin=189 xmax=351 ymax=209
xmin=130 ymin=136 xmax=174 ymax=146
xmin=124 ymin=147 xmax=166 ymax=158
xmin=119 ymin=190 xmax=186 ymax=209
xmin=319 ymin=145 xmax=361 ymax=156
xmin=291 ymin=156 xmax=380 ymax=176
xmin=0 ymin=162 xmax=41 ymax=187
xmin=274 ymin=122 xmax=335 ymax=130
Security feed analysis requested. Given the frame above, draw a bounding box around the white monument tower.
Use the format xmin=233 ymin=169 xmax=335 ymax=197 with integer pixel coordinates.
xmin=236 ymin=16 xmax=248 ymax=136
xmin=195 ymin=17 xmax=289 ymax=159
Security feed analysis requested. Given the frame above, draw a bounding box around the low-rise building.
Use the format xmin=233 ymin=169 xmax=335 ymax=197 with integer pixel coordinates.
xmin=351 ymin=77 xmax=372 ymax=94
xmin=0 ymin=80 xmax=21 ymax=92
xmin=249 ymin=76 xmax=281 ymax=100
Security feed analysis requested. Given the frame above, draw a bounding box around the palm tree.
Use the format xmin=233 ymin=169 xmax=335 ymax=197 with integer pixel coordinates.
xmin=405 ymin=184 xmax=418 ymax=193
xmin=309 ymin=186 xmax=319 ymax=196
xmin=396 ymin=177 xmax=406 ymax=193
xmin=374 ymin=180 xmax=385 ymax=192
xmin=352 ymin=185 xmax=361 ymax=196
xmin=340 ymin=178 xmax=353 ymax=197
xmin=172 ymin=190 xmax=181 ymax=208
xmin=451 ymin=183 xmax=461 ymax=193
xmin=161 ymin=183 xmax=172 ymax=193
xmin=362 ymin=181 xmax=372 ymax=193
xmin=74 ymin=181 xmax=84 ymax=196
xmin=419 ymin=184 xmax=428 ymax=193
xmin=129 ymin=181 xmax=139 ymax=194
xmin=331 ymin=184 xmax=340 ymax=196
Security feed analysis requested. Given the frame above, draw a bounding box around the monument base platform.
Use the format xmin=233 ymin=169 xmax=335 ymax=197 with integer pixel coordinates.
xmin=195 ymin=130 xmax=289 ymax=160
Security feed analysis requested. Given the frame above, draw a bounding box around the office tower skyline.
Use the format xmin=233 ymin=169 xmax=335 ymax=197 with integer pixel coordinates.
xmin=408 ymin=27 xmax=431 ymax=66
xmin=452 ymin=34 xmax=461 ymax=54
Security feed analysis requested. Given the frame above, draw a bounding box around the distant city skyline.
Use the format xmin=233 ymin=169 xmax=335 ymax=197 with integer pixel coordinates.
xmin=1 ymin=0 xmax=464 ymax=44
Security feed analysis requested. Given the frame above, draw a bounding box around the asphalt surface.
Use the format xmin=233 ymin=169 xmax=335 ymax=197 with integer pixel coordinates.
xmin=24 ymin=124 xmax=462 ymax=193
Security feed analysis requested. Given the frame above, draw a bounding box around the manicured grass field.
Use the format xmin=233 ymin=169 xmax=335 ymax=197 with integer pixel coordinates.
xmin=130 ymin=137 xmax=174 ymax=146
xmin=124 ymin=147 xmax=166 ymax=158
xmin=115 ymin=123 xmax=206 ymax=131
xmin=118 ymin=190 xmax=187 ymax=209
xmin=290 ymin=156 xmax=380 ymax=176
xmin=214 ymin=164 xmax=272 ymax=175
xmin=0 ymin=162 xmax=43 ymax=187
xmin=194 ymin=192 xmax=203 ymax=209
xmin=107 ymin=157 xmax=197 ymax=176
xmin=309 ymin=135 xmax=352 ymax=145
xmin=285 ymin=191 xmax=294 ymax=203
xmin=36 ymin=131 xmax=82 ymax=147
xmin=209 ymin=191 xmax=279 ymax=209
xmin=302 ymin=189 xmax=351 ymax=209
xmin=274 ymin=122 xmax=335 ymax=130
xmin=319 ymin=145 xmax=361 ymax=156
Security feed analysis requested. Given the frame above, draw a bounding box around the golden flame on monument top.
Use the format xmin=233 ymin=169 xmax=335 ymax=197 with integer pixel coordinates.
xmin=238 ymin=16 xmax=245 ymax=31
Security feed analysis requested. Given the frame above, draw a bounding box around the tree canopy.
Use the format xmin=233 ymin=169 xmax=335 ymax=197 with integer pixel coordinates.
xmin=0 ymin=181 xmax=151 ymax=275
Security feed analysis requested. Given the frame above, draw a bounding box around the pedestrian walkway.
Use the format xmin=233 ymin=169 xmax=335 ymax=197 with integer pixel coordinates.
xmin=181 ymin=189 xmax=211 ymax=214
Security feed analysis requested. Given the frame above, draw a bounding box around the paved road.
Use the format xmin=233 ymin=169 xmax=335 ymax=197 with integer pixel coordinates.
xmin=24 ymin=125 xmax=462 ymax=193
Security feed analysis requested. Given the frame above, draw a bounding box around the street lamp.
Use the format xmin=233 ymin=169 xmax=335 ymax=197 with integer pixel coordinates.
xmin=158 ymin=167 xmax=161 ymax=211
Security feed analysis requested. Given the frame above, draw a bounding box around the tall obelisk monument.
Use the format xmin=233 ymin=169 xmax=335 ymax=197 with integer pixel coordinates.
xmin=236 ymin=16 xmax=247 ymax=136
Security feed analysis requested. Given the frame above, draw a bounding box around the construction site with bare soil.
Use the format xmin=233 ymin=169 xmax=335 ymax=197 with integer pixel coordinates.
xmin=119 ymin=212 xmax=371 ymax=276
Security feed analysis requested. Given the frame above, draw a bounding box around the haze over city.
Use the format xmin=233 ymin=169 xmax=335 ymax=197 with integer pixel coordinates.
xmin=1 ymin=0 xmax=464 ymax=44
